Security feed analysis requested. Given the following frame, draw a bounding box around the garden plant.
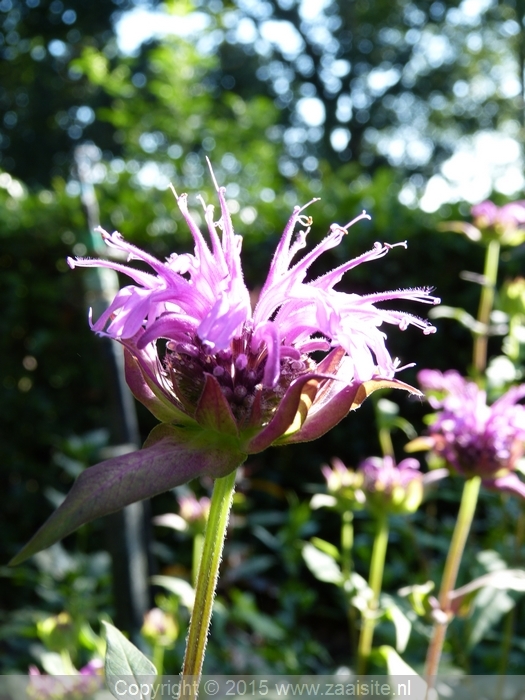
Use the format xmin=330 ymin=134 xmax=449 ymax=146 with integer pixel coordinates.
xmin=3 ymin=2 xmax=525 ymax=698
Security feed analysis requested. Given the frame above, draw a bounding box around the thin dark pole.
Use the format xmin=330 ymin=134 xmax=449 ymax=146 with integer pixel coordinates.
xmin=74 ymin=145 xmax=152 ymax=647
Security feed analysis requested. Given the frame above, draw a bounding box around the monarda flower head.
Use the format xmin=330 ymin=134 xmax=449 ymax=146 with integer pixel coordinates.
xmin=11 ymin=164 xmax=439 ymax=564
xmin=358 ymin=455 xmax=425 ymax=516
xmin=471 ymin=200 xmax=525 ymax=230
xmin=314 ymin=455 xmax=444 ymax=516
xmin=441 ymin=199 xmax=525 ymax=246
xmin=418 ymin=369 xmax=525 ymax=498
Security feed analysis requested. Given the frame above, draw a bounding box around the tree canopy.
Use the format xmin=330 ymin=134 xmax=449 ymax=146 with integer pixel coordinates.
xmin=2 ymin=0 xmax=524 ymax=195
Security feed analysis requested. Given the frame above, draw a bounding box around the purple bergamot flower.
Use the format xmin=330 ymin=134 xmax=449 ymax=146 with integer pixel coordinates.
xmin=471 ymin=200 xmax=525 ymax=229
xmin=11 ymin=164 xmax=439 ymax=565
xmin=68 ymin=166 xmax=438 ymax=448
xmin=418 ymin=369 xmax=525 ymax=498
xmin=358 ymin=454 xmax=442 ymax=515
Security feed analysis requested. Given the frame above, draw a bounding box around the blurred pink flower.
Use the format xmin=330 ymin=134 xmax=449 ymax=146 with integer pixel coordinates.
xmin=418 ymin=369 xmax=525 ymax=498
xmin=28 ymin=660 xmax=103 ymax=700
xmin=471 ymin=200 xmax=525 ymax=228
xmin=439 ymin=199 xmax=525 ymax=245
xmin=319 ymin=454 xmax=444 ymax=515
xmin=359 ymin=454 xmax=422 ymax=492
xmin=358 ymin=454 xmax=443 ymax=515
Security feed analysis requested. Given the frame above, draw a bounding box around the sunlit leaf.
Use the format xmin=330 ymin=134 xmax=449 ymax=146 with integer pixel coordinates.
xmin=309 ymin=537 xmax=340 ymax=562
xmin=103 ymin=621 xmax=156 ymax=700
xmin=302 ymin=542 xmax=343 ymax=585
xmin=382 ymin=594 xmax=412 ymax=653
xmin=377 ymin=645 xmax=419 ymax=676
xmin=150 ymin=576 xmax=195 ymax=610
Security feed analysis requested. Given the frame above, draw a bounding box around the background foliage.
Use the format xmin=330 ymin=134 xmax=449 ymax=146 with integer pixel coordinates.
xmin=2 ymin=0 xmax=525 ymax=678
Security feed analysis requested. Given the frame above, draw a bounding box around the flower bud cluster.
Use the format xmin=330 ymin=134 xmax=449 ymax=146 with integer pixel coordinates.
xmin=141 ymin=607 xmax=178 ymax=648
xmin=358 ymin=455 xmax=424 ymax=516
xmin=318 ymin=455 xmax=425 ymax=517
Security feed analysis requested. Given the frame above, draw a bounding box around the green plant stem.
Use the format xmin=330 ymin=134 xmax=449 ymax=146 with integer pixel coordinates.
xmin=473 ymin=239 xmax=500 ymax=376
xmin=356 ymin=513 xmax=389 ymax=674
xmin=378 ymin=427 xmax=394 ymax=460
xmin=152 ymin=644 xmax=165 ymax=678
xmin=192 ymin=533 xmax=204 ymax=588
xmin=181 ymin=469 xmax=238 ymax=696
xmin=341 ymin=509 xmax=357 ymax=655
xmin=496 ymin=505 xmax=525 ymax=698
xmin=424 ymin=475 xmax=481 ymax=688
xmin=341 ymin=509 xmax=354 ymax=580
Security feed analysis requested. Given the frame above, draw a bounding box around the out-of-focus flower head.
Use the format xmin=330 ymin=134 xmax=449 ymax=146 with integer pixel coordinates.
xmin=314 ymin=456 xmax=366 ymax=511
xmin=418 ymin=369 xmax=525 ymax=498
xmin=358 ymin=455 xmax=425 ymax=515
xmin=440 ymin=199 xmax=525 ymax=246
xmin=471 ymin=200 xmax=525 ymax=230
xmin=153 ymin=493 xmax=210 ymax=535
xmin=141 ymin=607 xmax=178 ymax=647
xmin=11 ymin=162 xmax=440 ymax=566
xmin=178 ymin=494 xmax=211 ymax=526
xmin=28 ymin=659 xmax=103 ymax=700
xmin=315 ymin=455 xmax=443 ymax=515
xmin=36 ymin=612 xmax=76 ymax=653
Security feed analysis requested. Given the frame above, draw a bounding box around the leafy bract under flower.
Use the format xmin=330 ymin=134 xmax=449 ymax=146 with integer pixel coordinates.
xmin=10 ymin=166 xmax=439 ymax=565
xmin=418 ymin=369 xmax=525 ymax=498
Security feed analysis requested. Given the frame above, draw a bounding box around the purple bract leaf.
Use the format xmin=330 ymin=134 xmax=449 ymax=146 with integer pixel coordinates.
xmin=10 ymin=425 xmax=245 ymax=565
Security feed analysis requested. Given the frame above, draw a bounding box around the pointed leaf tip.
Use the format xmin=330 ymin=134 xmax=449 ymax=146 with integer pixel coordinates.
xmin=103 ymin=621 xmax=157 ymax=699
xmin=10 ymin=425 xmax=244 ymax=565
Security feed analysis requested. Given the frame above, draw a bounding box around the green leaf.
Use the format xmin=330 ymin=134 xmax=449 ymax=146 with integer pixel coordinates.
xmin=302 ymin=541 xmax=343 ymax=585
xmin=343 ymin=571 xmax=372 ymax=612
xmin=150 ymin=575 xmax=195 ymax=610
xmin=230 ymin=590 xmax=285 ymax=641
xmin=375 ymin=647 xmax=428 ymax=698
xmin=398 ymin=581 xmax=435 ymax=617
xmin=450 ymin=554 xmax=525 ymax=649
xmin=429 ymin=305 xmax=483 ymax=333
xmin=40 ymin=651 xmax=76 ymax=675
xmin=375 ymin=398 xmax=416 ymax=439
xmin=103 ymin=621 xmax=157 ymax=700
xmin=377 ymin=645 xmax=419 ymax=676
xmin=309 ymin=537 xmax=340 ymax=562
xmin=310 ymin=493 xmax=337 ymax=510
xmin=465 ymin=586 xmax=515 ymax=650
xmin=451 ymin=568 xmax=525 ymax=604
xmin=382 ymin=595 xmax=412 ymax=653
